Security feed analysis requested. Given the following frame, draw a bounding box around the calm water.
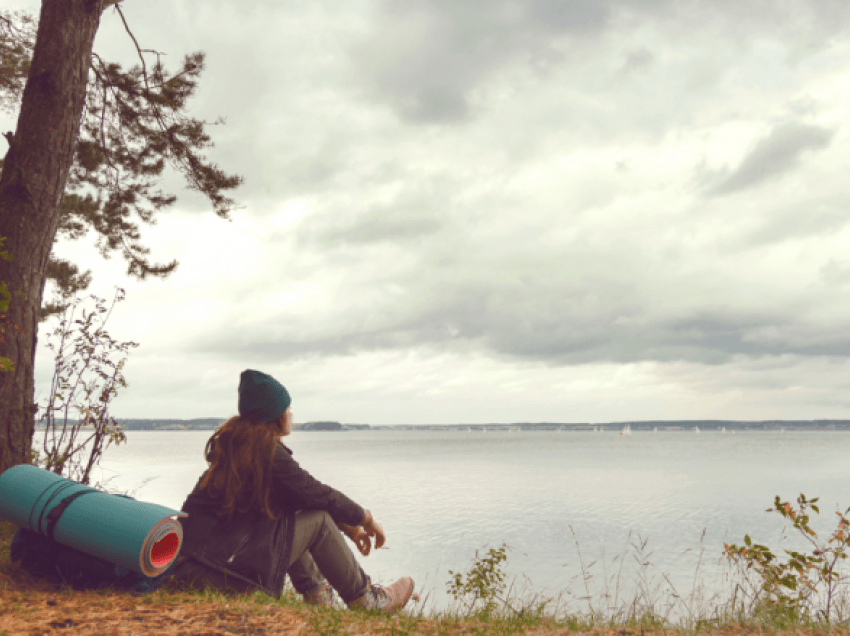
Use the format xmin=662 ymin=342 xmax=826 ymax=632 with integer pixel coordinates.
xmin=30 ymin=428 xmax=850 ymax=618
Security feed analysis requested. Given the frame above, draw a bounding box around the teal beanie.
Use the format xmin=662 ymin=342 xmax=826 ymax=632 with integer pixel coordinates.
xmin=238 ymin=369 xmax=291 ymax=424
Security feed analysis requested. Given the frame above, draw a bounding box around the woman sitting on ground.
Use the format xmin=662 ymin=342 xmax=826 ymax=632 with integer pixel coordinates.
xmin=167 ymin=369 xmax=415 ymax=613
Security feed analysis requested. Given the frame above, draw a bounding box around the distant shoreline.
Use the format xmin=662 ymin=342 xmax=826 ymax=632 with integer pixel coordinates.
xmin=32 ymin=418 xmax=850 ymax=431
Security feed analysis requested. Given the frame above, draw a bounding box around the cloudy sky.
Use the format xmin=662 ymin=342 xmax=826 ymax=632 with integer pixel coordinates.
xmin=7 ymin=0 xmax=850 ymax=425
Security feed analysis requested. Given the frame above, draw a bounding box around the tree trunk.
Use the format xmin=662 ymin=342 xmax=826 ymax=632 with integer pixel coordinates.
xmin=0 ymin=0 xmax=103 ymax=476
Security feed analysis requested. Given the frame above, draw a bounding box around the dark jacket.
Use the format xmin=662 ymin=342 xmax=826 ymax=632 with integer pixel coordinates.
xmin=178 ymin=440 xmax=365 ymax=599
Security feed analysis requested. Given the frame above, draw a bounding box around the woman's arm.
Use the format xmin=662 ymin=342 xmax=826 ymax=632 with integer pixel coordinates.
xmin=359 ymin=509 xmax=373 ymax=527
xmin=271 ymin=445 xmax=365 ymax=527
xmin=337 ymin=509 xmax=371 ymax=536
xmin=336 ymin=521 xmax=354 ymax=535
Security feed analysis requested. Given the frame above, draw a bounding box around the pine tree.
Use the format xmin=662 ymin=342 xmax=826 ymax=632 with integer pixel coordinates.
xmin=0 ymin=0 xmax=243 ymax=475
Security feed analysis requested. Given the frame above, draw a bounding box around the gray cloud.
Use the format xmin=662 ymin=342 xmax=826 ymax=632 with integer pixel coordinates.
xmin=85 ymin=0 xmax=850 ymax=217
xmin=739 ymin=195 xmax=850 ymax=246
xmin=349 ymin=0 xmax=850 ymax=125
xmin=621 ymin=47 xmax=655 ymax=74
xmin=348 ymin=0 xmax=625 ymax=124
xmin=703 ymin=122 xmax=835 ymax=196
xmin=821 ymin=259 xmax=850 ymax=287
xmin=527 ymin=0 xmax=612 ymax=33
xmin=307 ymin=210 xmax=443 ymax=247
xmin=187 ymin=229 xmax=850 ymax=368
xmin=189 ymin=286 xmax=850 ymax=366
xmin=297 ymin=181 xmax=448 ymax=247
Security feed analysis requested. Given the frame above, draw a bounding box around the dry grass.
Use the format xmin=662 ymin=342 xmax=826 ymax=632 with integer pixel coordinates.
xmin=3 ymin=518 xmax=850 ymax=636
xmin=0 ymin=518 xmax=550 ymax=635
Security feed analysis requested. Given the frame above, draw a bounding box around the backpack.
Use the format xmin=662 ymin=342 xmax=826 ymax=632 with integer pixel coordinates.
xmin=8 ymin=491 xmax=181 ymax=596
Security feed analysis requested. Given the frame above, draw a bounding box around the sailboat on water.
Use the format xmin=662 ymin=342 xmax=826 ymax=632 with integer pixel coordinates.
xmin=620 ymin=424 xmax=631 ymax=436
xmin=653 ymin=426 xmax=658 ymax=433
xmin=721 ymin=427 xmax=726 ymax=433
xmin=695 ymin=425 xmax=701 ymax=434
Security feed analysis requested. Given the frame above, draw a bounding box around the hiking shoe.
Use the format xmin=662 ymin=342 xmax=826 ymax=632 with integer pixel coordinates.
xmin=302 ymin=581 xmax=335 ymax=607
xmin=348 ymin=577 xmax=414 ymax=614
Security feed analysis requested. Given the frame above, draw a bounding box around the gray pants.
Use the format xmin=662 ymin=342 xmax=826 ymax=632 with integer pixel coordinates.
xmin=167 ymin=510 xmax=371 ymax=604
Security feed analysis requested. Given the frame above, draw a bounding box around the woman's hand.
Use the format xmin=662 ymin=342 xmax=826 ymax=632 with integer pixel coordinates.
xmin=362 ymin=518 xmax=386 ymax=550
xmin=355 ymin=509 xmax=386 ymax=552
xmin=347 ymin=525 xmax=374 ymax=556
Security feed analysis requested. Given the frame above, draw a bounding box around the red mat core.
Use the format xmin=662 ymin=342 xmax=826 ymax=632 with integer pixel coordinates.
xmin=151 ymin=532 xmax=180 ymax=567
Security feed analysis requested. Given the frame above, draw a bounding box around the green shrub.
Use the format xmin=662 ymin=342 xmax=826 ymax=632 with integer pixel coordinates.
xmin=724 ymin=493 xmax=850 ymax=623
xmin=446 ymin=542 xmax=511 ymax=616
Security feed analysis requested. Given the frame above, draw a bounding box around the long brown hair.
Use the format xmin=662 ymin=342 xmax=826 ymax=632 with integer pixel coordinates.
xmin=199 ymin=414 xmax=285 ymax=521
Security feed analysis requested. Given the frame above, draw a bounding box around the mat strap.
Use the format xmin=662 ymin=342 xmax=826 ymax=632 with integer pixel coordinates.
xmin=42 ymin=490 xmax=100 ymax=542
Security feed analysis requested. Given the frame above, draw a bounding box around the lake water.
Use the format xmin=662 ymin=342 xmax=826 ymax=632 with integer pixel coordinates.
xmin=29 ymin=428 xmax=850 ymax=620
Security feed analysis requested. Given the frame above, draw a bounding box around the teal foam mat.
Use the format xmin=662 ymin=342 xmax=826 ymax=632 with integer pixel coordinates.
xmin=0 ymin=464 xmax=187 ymax=577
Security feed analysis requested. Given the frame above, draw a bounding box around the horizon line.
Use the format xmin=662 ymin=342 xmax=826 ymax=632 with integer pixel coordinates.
xmin=34 ymin=417 xmax=850 ymax=426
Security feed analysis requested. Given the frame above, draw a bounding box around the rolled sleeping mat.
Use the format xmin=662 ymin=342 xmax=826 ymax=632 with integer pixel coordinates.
xmin=0 ymin=463 xmax=187 ymax=577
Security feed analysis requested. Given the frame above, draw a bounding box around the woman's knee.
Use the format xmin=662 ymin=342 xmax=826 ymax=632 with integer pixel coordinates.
xmin=298 ymin=509 xmax=334 ymax=527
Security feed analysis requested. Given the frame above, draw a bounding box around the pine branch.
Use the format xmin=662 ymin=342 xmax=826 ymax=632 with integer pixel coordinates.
xmin=0 ymin=5 xmax=243 ymax=306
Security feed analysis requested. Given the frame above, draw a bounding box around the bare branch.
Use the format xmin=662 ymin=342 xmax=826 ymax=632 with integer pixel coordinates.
xmin=113 ymin=3 xmax=153 ymax=99
xmin=111 ymin=3 xmax=173 ymax=159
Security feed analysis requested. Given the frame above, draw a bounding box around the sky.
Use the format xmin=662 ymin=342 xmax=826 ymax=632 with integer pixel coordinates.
xmin=5 ymin=0 xmax=850 ymax=425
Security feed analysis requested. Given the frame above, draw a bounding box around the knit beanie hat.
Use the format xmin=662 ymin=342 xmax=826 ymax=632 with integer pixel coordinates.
xmin=238 ymin=369 xmax=291 ymax=424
